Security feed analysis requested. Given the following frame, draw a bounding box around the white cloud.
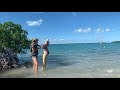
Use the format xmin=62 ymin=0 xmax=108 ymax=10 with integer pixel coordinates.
xmin=83 ymin=28 xmax=91 ymax=32
xmin=106 ymin=28 xmax=110 ymax=32
xmin=74 ymin=29 xmax=82 ymax=33
xmin=26 ymin=19 xmax=43 ymax=26
xmin=72 ymin=12 xmax=77 ymax=16
xmin=96 ymin=28 xmax=110 ymax=32
xmin=74 ymin=28 xmax=92 ymax=33
xmin=74 ymin=27 xmax=110 ymax=34
xmin=96 ymin=28 xmax=104 ymax=32
xmin=59 ymin=39 xmax=64 ymax=41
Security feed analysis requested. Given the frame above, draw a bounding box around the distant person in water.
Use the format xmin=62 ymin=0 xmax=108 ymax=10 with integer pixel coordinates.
xmin=30 ymin=38 xmax=41 ymax=78
xmin=41 ymin=39 xmax=50 ymax=70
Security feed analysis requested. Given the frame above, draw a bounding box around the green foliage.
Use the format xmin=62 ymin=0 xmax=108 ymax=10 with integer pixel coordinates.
xmin=0 ymin=21 xmax=31 ymax=54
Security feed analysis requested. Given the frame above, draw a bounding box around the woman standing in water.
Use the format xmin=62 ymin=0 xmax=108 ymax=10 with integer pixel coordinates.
xmin=41 ymin=39 xmax=50 ymax=70
xmin=30 ymin=38 xmax=41 ymax=78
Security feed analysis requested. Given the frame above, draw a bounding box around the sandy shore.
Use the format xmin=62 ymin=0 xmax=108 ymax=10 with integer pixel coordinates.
xmin=0 ymin=67 xmax=33 ymax=78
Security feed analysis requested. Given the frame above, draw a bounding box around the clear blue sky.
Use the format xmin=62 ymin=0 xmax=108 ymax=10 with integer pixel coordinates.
xmin=0 ymin=12 xmax=120 ymax=44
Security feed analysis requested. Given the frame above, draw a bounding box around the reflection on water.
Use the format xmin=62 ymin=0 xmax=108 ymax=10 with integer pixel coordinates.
xmin=42 ymin=69 xmax=47 ymax=78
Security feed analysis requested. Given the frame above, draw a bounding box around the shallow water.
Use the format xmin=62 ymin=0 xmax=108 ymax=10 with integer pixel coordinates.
xmin=1 ymin=43 xmax=120 ymax=78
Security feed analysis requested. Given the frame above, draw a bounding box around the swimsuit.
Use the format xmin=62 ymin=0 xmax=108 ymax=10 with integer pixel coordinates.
xmin=42 ymin=44 xmax=49 ymax=54
xmin=30 ymin=43 xmax=40 ymax=57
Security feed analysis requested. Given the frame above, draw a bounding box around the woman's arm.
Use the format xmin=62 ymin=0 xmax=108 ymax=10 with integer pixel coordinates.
xmin=38 ymin=45 xmax=41 ymax=49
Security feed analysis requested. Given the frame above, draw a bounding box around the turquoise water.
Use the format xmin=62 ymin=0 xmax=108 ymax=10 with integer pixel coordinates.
xmin=1 ymin=43 xmax=120 ymax=78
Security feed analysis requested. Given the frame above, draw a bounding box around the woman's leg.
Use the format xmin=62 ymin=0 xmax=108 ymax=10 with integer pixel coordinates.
xmin=42 ymin=53 xmax=48 ymax=70
xmin=32 ymin=56 xmax=39 ymax=78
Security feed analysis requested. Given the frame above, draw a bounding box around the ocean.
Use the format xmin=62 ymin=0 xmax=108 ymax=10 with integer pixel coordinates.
xmin=1 ymin=43 xmax=120 ymax=78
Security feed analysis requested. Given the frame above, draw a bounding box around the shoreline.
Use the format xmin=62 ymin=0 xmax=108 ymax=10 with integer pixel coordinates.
xmin=0 ymin=67 xmax=33 ymax=78
xmin=0 ymin=60 xmax=33 ymax=77
xmin=1 ymin=66 xmax=120 ymax=78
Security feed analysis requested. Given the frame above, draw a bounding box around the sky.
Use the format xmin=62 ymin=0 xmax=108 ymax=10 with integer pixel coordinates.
xmin=0 ymin=12 xmax=120 ymax=44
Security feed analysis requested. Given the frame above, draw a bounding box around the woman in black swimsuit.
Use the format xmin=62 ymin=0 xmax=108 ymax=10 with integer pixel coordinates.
xmin=30 ymin=38 xmax=41 ymax=78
